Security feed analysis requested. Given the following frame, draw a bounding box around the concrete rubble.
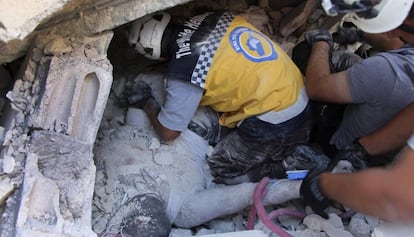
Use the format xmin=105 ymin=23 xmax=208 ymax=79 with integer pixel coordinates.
xmin=0 ymin=0 xmax=393 ymax=236
xmin=0 ymin=29 xmax=113 ymax=236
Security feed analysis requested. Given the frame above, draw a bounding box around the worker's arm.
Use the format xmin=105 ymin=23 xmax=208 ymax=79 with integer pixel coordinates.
xmin=124 ymin=79 xmax=181 ymax=142
xmin=308 ymin=29 xmax=402 ymax=104
xmin=301 ymin=135 xmax=414 ymax=221
xmin=320 ymin=141 xmax=414 ymax=222
xmin=331 ymin=102 xmax=414 ymax=171
xmin=304 ymin=29 xmax=354 ymax=103
xmin=143 ymin=78 xmax=204 ymax=142
xmin=305 ymin=41 xmax=352 ymax=103
xmin=143 ymin=98 xmax=181 ymax=141
xmin=359 ymin=102 xmax=414 ymax=155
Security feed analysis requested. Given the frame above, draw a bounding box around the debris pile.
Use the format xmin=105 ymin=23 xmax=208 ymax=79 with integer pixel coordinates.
xmin=91 ymin=1 xmax=382 ymax=235
xmin=0 ymin=0 xmax=389 ymax=236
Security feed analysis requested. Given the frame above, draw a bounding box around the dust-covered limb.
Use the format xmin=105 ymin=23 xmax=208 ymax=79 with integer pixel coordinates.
xmin=173 ymin=180 xmax=301 ymax=228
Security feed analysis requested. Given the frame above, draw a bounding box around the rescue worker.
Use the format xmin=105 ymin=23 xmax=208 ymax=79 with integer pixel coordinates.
xmin=125 ymin=11 xmax=311 ymax=184
xmin=300 ymin=0 xmax=414 ymax=222
xmin=303 ymin=0 xmax=414 ymax=164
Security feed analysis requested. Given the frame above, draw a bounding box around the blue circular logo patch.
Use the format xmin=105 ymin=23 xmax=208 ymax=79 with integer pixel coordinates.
xmin=230 ymin=26 xmax=278 ymax=62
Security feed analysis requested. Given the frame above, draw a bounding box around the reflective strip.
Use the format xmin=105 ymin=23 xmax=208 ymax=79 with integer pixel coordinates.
xmin=191 ymin=13 xmax=234 ymax=88
xmin=256 ymin=88 xmax=309 ymax=124
xmin=408 ymin=133 xmax=414 ymax=150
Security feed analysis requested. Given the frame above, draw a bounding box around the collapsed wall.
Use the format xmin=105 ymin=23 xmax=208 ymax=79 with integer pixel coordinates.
xmin=0 ymin=33 xmax=113 ymax=237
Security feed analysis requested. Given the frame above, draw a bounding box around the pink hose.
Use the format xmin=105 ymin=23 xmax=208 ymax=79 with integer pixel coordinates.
xmin=247 ymin=177 xmax=306 ymax=237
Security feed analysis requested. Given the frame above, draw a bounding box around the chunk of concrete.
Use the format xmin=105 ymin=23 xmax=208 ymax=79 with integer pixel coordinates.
xmin=0 ymin=0 xmax=194 ymax=64
xmin=0 ymin=0 xmax=69 ymax=42
xmin=28 ymin=33 xmax=113 ymax=144
xmin=0 ymin=177 xmax=14 ymax=205
xmin=15 ymin=130 xmax=96 ymax=237
xmin=303 ymin=214 xmax=353 ymax=237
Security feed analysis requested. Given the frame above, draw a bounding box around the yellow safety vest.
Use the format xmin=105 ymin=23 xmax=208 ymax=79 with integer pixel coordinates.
xmin=200 ymin=16 xmax=305 ymax=127
xmin=167 ymin=12 xmax=306 ymax=128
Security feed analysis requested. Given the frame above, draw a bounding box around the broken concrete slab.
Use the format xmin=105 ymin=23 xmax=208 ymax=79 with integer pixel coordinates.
xmin=27 ymin=33 xmax=113 ymax=144
xmin=0 ymin=0 xmax=194 ymax=64
xmin=15 ymin=130 xmax=96 ymax=237
xmin=0 ymin=31 xmax=113 ymax=237
xmin=0 ymin=177 xmax=14 ymax=205
xmin=0 ymin=0 xmax=70 ymax=43
xmin=303 ymin=214 xmax=354 ymax=237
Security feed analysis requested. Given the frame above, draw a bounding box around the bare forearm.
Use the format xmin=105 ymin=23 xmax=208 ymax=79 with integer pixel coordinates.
xmin=305 ymin=42 xmax=351 ymax=102
xmin=320 ymin=169 xmax=392 ymax=218
xmin=359 ymin=102 xmax=414 ymax=155
xmin=143 ymin=98 xmax=180 ymax=141
xmin=305 ymin=42 xmax=331 ymax=99
xmin=320 ymin=146 xmax=414 ymax=222
xmin=143 ymin=97 xmax=161 ymax=127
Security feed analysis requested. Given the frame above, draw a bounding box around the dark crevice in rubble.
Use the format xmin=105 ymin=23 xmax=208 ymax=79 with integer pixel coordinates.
xmin=0 ymin=55 xmax=27 ymax=236
xmin=29 ymin=57 xmax=50 ymax=120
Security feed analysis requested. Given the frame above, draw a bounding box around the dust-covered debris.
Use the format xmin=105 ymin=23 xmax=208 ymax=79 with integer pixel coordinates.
xmin=0 ymin=0 xmax=391 ymax=236
xmin=89 ymin=0 xmax=385 ymax=236
xmin=0 ymin=177 xmax=14 ymax=205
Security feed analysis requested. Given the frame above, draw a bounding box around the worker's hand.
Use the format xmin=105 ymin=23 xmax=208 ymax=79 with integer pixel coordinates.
xmin=331 ymin=51 xmax=363 ymax=72
xmin=329 ymin=140 xmax=368 ymax=171
xmin=300 ymin=165 xmax=332 ymax=219
xmin=124 ymin=80 xmax=154 ymax=109
xmin=304 ymin=29 xmax=333 ymax=48
xmin=333 ymin=23 xmax=364 ymax=45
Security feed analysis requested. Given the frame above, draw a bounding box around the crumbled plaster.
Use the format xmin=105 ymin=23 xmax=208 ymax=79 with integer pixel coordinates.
xmin=0 ymin=29 xmax=113 ymax=237
xmin=0 ymin=0 xmax=70 ymax=42
xmin=16 ymin=131 xmax=96 ymax=237
xmin=0 ymin=177 xmax=13 ymax=205
xmin=0 ymin=0 xmax=194 ymax=64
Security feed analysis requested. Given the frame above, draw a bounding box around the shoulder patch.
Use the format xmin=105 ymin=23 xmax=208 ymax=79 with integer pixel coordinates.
xmin=229 ymin=26 xmax=278 ymax=62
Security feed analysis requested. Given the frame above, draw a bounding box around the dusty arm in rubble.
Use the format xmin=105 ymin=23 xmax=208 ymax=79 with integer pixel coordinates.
xmin=305 ymin=41 xmax=352 ymax=103
xmin=319 ymin=139 xmax=414 ymax=223
xmin=173 ymin=180 xmax=302 ymax=228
